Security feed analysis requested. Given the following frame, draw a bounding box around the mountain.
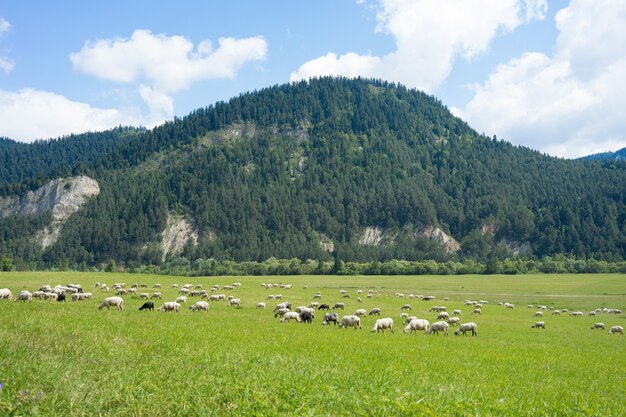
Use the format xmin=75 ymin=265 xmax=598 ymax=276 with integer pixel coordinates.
xmin=1 ymin=77 xmax=625 ymax=268
xmin=581 ymin=147 xmax=626 ymax=162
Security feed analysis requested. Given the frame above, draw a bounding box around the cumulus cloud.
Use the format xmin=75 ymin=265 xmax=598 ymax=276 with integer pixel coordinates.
xmin=456 ymin=0 xmax=626 ymax=158
xmin=290 ymin=0 xmax=546 ymax=91
xmin=0 ymin=17 xmax=14 ymax=73
xmin=70 ymin=30 xmax=268 ymax=119
xmin=0 ymin=89 xmax=142 ymax=142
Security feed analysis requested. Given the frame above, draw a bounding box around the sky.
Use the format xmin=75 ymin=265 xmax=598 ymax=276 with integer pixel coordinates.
xmin=0 ymin=0 xmax=625 ymax=158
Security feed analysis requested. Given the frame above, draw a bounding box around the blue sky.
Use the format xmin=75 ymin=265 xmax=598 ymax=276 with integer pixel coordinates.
xmin=1 ymin=0 xmax=624 ymax=158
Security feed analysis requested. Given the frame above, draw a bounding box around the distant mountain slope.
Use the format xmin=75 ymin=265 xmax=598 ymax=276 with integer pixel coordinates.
xmin=581 ymin=147 xmax=626 ymax=162
xmin=1 ymin=78 xmax=625 ymax=267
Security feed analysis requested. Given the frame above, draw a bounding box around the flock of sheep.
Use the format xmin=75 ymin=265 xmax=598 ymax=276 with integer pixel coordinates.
xmin=2 ymin=280 xmax=623 ymax=336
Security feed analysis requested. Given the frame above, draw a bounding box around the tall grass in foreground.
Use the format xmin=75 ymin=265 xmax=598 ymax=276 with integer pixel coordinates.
xmin=0 ymin=272 xmax=624 ymax=416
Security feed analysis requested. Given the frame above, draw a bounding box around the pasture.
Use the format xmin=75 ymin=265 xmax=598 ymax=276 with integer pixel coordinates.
xmin=0 ymin=272 xmax=625 ymax=416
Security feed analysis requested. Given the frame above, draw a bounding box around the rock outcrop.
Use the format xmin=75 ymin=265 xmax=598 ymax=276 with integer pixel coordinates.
xmin=161 ymin=213 xmax=199 ymax=261
xmin=0 ymin=176 xmax=100 ymax=248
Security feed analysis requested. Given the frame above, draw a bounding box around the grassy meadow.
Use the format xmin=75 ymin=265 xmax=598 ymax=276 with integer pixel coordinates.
xmin=0 ymin=272 xmax=625 ymax=416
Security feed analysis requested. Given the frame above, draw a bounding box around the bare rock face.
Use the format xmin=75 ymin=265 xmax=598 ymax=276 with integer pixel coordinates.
xmin=359 ymin=227 xmax=384 ymax=246
xmin=161 ymin=214 xmax=199 ymax=261
xmin=419 ymin=226 xmax=461 ymax=253
xmin=319 ymin=234 xmax=334 ymax=253
xmin=0 ymin=176 xmax=100 ymax=248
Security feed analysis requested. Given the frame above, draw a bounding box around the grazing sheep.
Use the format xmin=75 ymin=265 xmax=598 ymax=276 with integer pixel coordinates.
xmin=591 ymin=323 xmax=605 ymax=330
xmin=447 ymin=317 xmax=461 ymax=326
xmin=533 ymin=311 xmax=544 ymax=317
xmin=322 ymin=312 xmax=339 ymax=325
xmin=400 ymin=312 xmax=409 ymax=319
xmin=158 ymin=302 xmax=181 ymax=312
xmin=437 ymin=312 xmax=450 ymax=320
xmin=98 ymin=296 xmax=124 ymax=311
xmin=472 ymin=308 xmax=482 ymax=315
xmin=149 ymin=292 xmax=161 ymax=300
xmin=570 ymin=311 xmax=584 ymax=317
xmin=139 ymin=302 xmax=154 ymax=311
xmin=15 ymin=291 xmax=32 ymax=302
xmin=357 ymin=297 xmax=363 ymax=303
xmin=300 ymin=310 xmax=315 ymax=323
xmin=57 ymin=293 xmax=66 ymax=302
xmin=318 ymin=303 xmax=330 ymax=310
xmin=403 ymin=319 xmax=430 ymax=334
xmin=369 ymin=308 xmax=382 ymax=315
xmin=339 ymin=315 xmax=362 ymax=330
xmin=138 ymin=293 xmax=149 ymax=300
xmin=452 ymin=309 xmax=462 ymax=316
xmin=175 ymin=296 xmax=188 ymax=304
xmin=608 ymin=326 xmax=624 ymax=335
xmin=228 ymin=298 xmax=241 ymax=308
xmin=587 ymin=311 xmax=596 ymax=316
xmin=332 ymin=302 xmax=345 ymax=310
xmin=281 ymin=311 xmax=301 ymax=323
xmin=401 ymin=304 xmax=412 ymax=310
xmin=354 ymin=309 xmax=367 ymax=316
xmin=190 ymin=301 xmax=210 ymax=312
xmin=426 ymin=321 xmax=449 ymax=335
xmin=372 ymin=318 xmax=394 ymax=333
xmin=274 ymin=308 xmax=290 ymax=318
xmin=531 ymin=321 xmax=545 ymax=329
xmin=455 ymin=322 xmax=478 ymax=336
xmin=256 ymin=302 xmax=266 ymax=309
xmin=403 ymin=316 xmax=418 ymax=324
xmin=0 ymin=288 xmax=12 ymax=300
xmin=551 ymin=310 xmax=561 ymax=315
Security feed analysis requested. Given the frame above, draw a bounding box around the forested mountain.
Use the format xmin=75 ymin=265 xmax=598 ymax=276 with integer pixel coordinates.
xmin=1 ymin=77 xmax=625 ymax=269
xmin=581 ymin=147 xmax=626 ymax=162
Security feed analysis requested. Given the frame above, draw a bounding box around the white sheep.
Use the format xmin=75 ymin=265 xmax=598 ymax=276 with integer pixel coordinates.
xmin=281 ymin=311 xmax=301 ymax=323
xmin=368 ymin=308 xmax=381 ymax=315
xmin=151 ymin=292 xmax=162 ymax=299
xmin=551 ymin=310 xmax=561 ymax=315
xmin=15 ymin=290 xmax=32 ymax=302
xmin=401 ymin=304 xmax=412 ymax=310
xmin=274 ymin=308 xmax=290 ymax=317
xmin=190 ymin=301 xmax=209 ymax=312
xmin=437 ymin=312 xmax=450 ymax=320
xmin=403 ymin=316 xmax=418 ymax=324
xmin=228 ymin=298 xmax=241 ymax=308
xmin=354 ymin=308 xmax=367 ymax=316
xmin=332 ymin=302 xmax=345 ymax=310
xmin=400 ymin=312 xmax=409 ymax=319
xmin=533 ymin=311 xmax=543 ymax=317
xmin=531 ymin=321 xmax=545 ymax=329
xmin=570 ymin=311 xmax=583 ymax=317
xmin=608 ymin=326 xmax=624 ymax=335
xmin=426 ymin=321 xmax=449 ymax=335
xmin=175 ymin=296 xmax=188 ymax=304
xmin=158 ymin=302 xmax=181 ymax=312
xmin=447 ymin=317 xmax=461 ymax=326
xmin=451 ymin=309 xmax=462 ymax=316
xmin=256 ymin=302 xmax=266 ymax=309
xmin=472 ymin=308 xmax=482 ymax=314
xmin=98 ymin=296 xmax=124 ymax=310
xmin=138 ymin=293 xmax=149 ymax=300
xmin=403 ymin=319 xmax=430 ymax=334
xmin=339 ymin=315 xmax=362 ymax=330
xmin=0 ymin=288 xmax=12 ymax=300
xmin=591 ymin=323 xmax=605 ymax=330
xmin=455 ymin=322 xmax=478 ymax=336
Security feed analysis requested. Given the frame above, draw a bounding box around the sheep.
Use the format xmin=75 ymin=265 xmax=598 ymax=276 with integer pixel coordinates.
xmin=318 ymin=303 xmax=330 ymax=310
xmin=570 ymin=311 xmax=584 ymax=317
xmin=228 ymin=298 xmax=241 ymax=308
xmin=15 ymin=291 xmax=32 ymax=302
xmin=400 ymin=312 xmax=409 ymax=319
xmin=354 ymin=308 xmax=367 ymax=316
xmin=504 ymin=303 xmax=515 ymax=309
xmin=533 ymin=311 xmax=544 ymax=317
xmin=57 ymin=293 xmax=66 ymax=302
xmin=357 ymin=297 xmax=363 ymax=303
xmin=98 ymin=296 xmax=124 ymax=311
xmin=403 ymin=316 xmax=418 ymax=324
xmin=401 ymin=304 xmax=412 ymax=310
xmin=437 ymin=312 xmax=450 ymax=320
xmin=472 ymin=308 xmax=482 ymax=315
xmin=190 ymin=301 xmax=210 ymax=312
xmin=403 ymin=319 xmax=430 ymax=334
xmin=591 ymin=323 xmax=605 ymax=330
xmin=322 ymin=312 xmax=339 ymax=325
xmin=372 ymin=318 xmax=394 ymax=333
xmin=300 ymin=310 xmax=315 ymax=323
xmin=0 ymin=288 xmax=12 ymax=300
xmin=455 ymin=322 xmax=478 ymax=336
xmin=368 ymin=308 xmax=382 ymax=315
xmin=139 ymin=302 xmax=154 ymax=311
xmin=313 ymin=293 xmax=322 ymax=299
xmin=339 ymin=315 xmax=362 ymax=330
xmin=175 ymin=296 xmax=188 ymax=304
xmin=426 ymin=321 xmax=449 ymax=335
xmin=447 ymin=317 xmax=461 ymax=326
xmin=115 ymin=289 xmax=127 ymax=296
xmin=587 ymin=311 xmax=596 ymax=316
xmin=138 ymin=293 xmax=149 ymax=300
xmin=274 ymin=308 xmax=290 ymax=318
xmin=281 ymin=311 xmax=301 ymax=323
xmin=158 ymin=302 xmax=181 ymax=312
xmin=332 ymin=302 xmax=345 ymax=310
xmin=608 ymin=326 xmax=624 ymax=335
xmin=452 ymin=309 xmax=462 ymax=316
xmin=551 ymin=310 xmax=561 ymax=315
xmin=256 ymin=302 xmax=266 ymax=309
xmin=531 ymin=321 xmax=545 ymax=329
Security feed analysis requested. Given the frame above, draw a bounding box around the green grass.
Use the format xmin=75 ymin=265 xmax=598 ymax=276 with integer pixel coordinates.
xmin=0 ymin=272 xmax=625 ymax=416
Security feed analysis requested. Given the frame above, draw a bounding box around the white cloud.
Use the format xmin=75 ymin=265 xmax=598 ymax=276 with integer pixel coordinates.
xmin=291 ymin=0 xmax=546 ymax=91
xmin=70 ymin=29 xmax=268 ymax=115
xmin=457 ymin=0 xmax=626 ymax=158
xmin=139 ymin=84 xmax=174 ymax=123
xmin=0 ymin=89 xmax=142 ymax=142
xmin=0 ymin=18 xmax=10 ymax=33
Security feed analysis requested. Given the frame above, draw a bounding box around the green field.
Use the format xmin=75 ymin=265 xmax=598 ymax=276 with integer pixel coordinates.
xmin=1 ymin=272 xmax=625 ymax=416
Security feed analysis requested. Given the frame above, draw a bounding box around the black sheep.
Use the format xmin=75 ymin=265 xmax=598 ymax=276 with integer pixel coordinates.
xmin=57 ymin=293 xmax=66 ymax=302
xmin=300 ymin=310 xmax=314 ymax=323
xmin=139 ymin=301 xmax=154 ymax=311
xmin=318 ymin=304 xmax=330 ymax=310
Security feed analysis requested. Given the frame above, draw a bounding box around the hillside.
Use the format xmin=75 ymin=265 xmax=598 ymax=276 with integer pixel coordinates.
xmin=1 ymin=78 xmax=625 ymax=268
xmin=581 ymin=147 xmax=626 ymax=162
